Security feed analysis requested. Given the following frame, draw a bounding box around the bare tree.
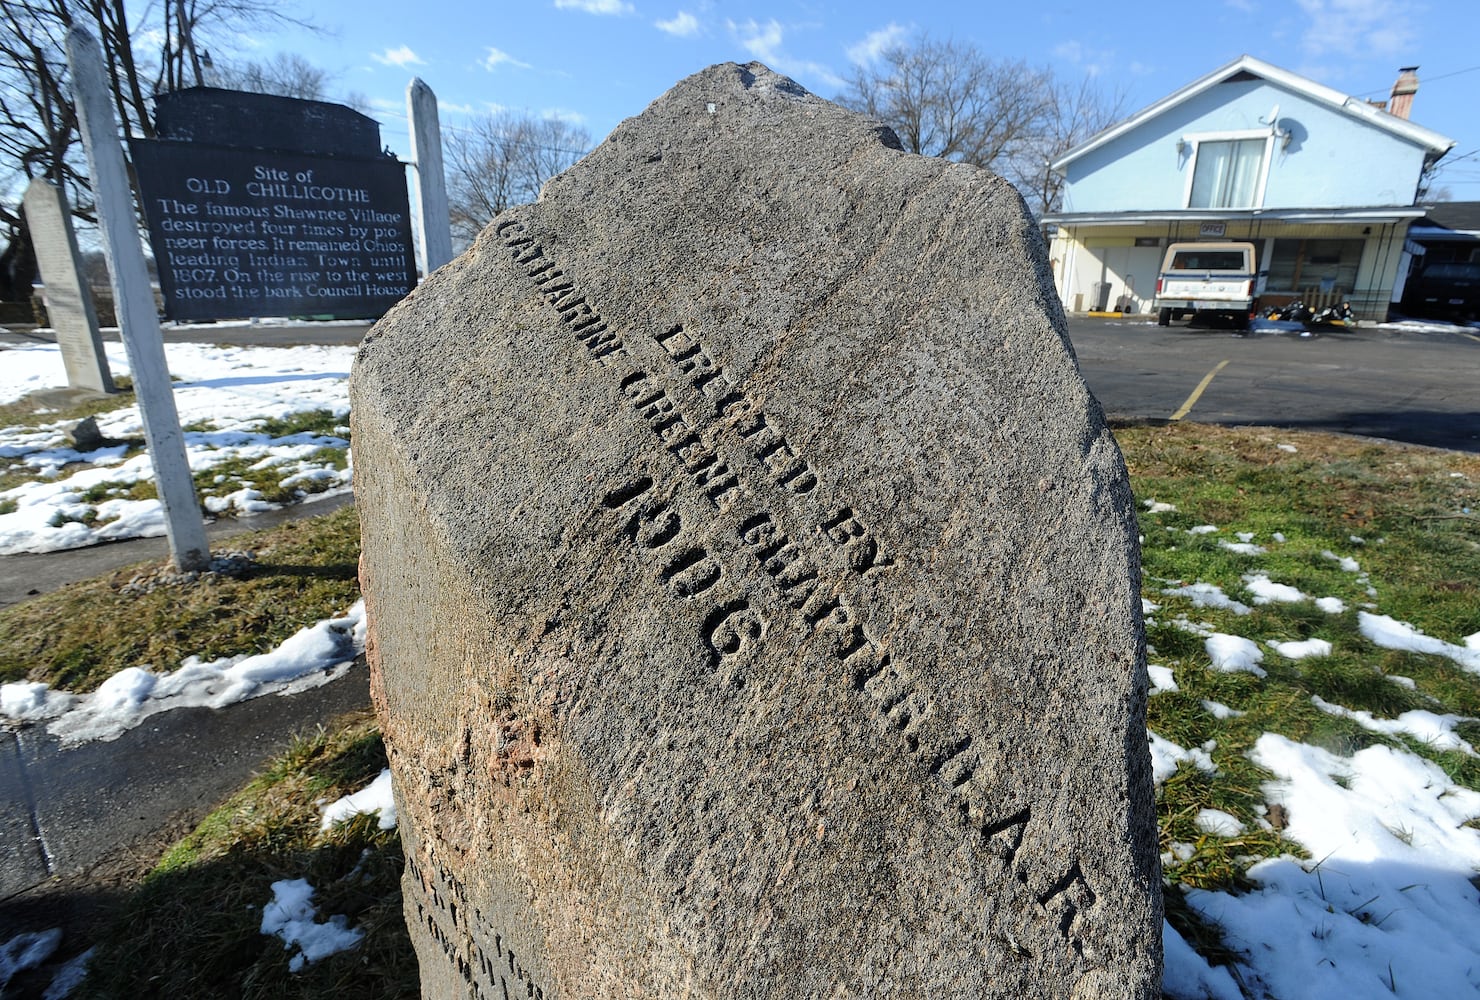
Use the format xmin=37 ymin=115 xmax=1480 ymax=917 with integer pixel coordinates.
xmin=0 ymin=0 xmax=328 ymax=301
xmin=837 ymin=35 xmax=1054 ymax=171
xmin=837 ymin=33 xmax=1126 ymax=218
xmin=211 ymin=52 xmax=331 ymax=101
xmin=1006 ymin=75 xmax=1127 ymax=217
xmin=0 ymin=0 xmax=80 ymax=300
xmin=154 ymin=0 xmax=317 ymax=94
xmin=445 ymin=111 xmax=590 ymax=246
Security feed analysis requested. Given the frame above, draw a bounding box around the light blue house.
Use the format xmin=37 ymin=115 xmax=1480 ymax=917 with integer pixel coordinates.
xmin=1043 ymin=55 xmax=1454 ymax=320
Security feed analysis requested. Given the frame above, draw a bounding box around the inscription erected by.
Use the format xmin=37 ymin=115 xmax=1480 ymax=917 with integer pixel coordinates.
xmin=498 ymin=216 xmax=1106 ymax=956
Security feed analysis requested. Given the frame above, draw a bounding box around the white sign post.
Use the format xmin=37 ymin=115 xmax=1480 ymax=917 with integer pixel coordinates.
xmin=67 ymin=27 xmax=209 ymax=572
xmin=407 ymin=78 xmax=453 ymax=276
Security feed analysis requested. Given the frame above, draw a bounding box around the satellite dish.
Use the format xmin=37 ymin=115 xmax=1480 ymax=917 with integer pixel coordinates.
xmin=1260 ymin=103 xmax=1281 ymax=131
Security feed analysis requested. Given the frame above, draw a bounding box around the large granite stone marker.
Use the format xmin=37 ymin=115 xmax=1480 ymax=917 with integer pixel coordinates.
xmin=353 ymin=62 xmax=1161 ymax=998
xmin=22 ymin=179 xmax=115 ymax=394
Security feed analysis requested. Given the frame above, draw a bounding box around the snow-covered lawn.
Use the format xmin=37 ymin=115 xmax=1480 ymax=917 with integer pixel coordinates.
xmin=0 ymin=339 xmax=355 ymax=554
xmin=1 ymin=339 xmax=1478 ymax=996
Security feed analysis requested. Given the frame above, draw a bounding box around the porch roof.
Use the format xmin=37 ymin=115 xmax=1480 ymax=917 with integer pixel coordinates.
xmin=1042 ymin=206 xmax=1426 ymax=227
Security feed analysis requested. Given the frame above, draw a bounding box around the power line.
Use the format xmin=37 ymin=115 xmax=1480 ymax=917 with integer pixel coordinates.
xmin=1354 ymin=62 xmax=1480 ymax=98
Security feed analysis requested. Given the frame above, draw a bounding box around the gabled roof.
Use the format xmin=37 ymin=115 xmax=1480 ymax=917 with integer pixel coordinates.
xmin=1417 ymin=200 xmax=1480 ymax=233
xmin=1052 ymin=54 xmax=1455 ymax=173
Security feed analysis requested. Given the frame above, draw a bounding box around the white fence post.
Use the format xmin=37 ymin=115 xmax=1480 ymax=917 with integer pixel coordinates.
xmin=67 ymin=27 xmax=209 ymax=572
xmin=408 ymin=78 xmax=454 ymax=276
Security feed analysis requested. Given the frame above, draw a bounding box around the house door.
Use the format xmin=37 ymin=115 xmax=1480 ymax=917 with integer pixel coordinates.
xmin=1095 ymin=245 xmax=1163 ymax=314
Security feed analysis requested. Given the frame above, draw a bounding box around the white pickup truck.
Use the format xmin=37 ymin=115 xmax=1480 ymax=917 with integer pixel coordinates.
xmin=1153 ymin=242 xmax=1263 ymax=329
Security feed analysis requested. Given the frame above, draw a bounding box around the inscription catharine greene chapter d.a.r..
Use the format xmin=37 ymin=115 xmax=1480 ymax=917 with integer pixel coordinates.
xmin=491 ymin=217 xmax=1102 ymax=956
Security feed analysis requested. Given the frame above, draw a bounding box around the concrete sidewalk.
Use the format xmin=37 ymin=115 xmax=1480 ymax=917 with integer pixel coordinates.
xmin=0 ymin=495 xmax=372 ymax=977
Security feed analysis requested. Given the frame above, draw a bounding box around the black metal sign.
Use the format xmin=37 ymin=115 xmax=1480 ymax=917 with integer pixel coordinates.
xmin=129 ymin=89 xmax=417 ymax=322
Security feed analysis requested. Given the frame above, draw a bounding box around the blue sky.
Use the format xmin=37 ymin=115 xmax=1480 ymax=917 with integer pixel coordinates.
xmin=250 ymin=0 xmax=1480 ymax=199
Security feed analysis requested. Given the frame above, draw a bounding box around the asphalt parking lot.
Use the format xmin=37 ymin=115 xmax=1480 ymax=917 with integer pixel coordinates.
xmin=4 ymin=313 xmax=1476 ymax=452
xmin=1064 ymin=315 xmax=1480 ymax=453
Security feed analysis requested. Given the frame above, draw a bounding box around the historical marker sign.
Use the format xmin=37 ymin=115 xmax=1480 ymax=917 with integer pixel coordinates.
xmin=130 ymin=88 xmax=416 ymax=322
xmin=353 ymin=63 xmax=1162 ymax=998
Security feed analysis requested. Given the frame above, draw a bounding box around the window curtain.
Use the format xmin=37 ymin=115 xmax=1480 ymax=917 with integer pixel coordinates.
xmin=1189 ymin=139 xmax=1264 ymax=208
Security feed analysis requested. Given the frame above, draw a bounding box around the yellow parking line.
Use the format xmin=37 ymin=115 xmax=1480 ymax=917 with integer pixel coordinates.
xmin=1462 ymin=332 xmax=1480 ymax=345
xmin=1170 ymin=359 xmax=1230 ymax=421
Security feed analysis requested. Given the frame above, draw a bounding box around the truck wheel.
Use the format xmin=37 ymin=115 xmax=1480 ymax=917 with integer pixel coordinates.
xmin=1158 ymin=307 xmax=1172 ymax=327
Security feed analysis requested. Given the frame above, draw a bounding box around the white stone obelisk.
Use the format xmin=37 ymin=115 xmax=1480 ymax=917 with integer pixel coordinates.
xmin=407 ymin=78 xmax=454 ymax=277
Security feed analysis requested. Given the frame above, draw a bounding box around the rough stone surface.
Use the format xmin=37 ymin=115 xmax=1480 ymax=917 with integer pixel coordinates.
xmin=352 ymin=62 xmax=1161 ymax=999
xmin=22 ymin=178 xmax=115 ymax=394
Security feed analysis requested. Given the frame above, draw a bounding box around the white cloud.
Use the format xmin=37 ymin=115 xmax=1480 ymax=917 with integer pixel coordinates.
xmin=554 ymin=0 xmax=635 ymax=14
xmin=372 ymin=45 xmax=425 ymax=68
xmin=655 ymin=11 xmax=701 ymax=37
xmin=1293 ymin=0 xmax=1415 ymax=61
xmin=1052 ymin=40 xmax=1111 ymax=78
xmin=437 ymin=101 xmax=477 ymax=115
xmin=483 ymin=47 xmax=532 ymax=71
xmin=541 ymin=107 xmax=588 ymax=125
xmin=726 ymin=18 xmax=843 ymax=89
xmin=846 ymin=22 xmax=909 ymax=66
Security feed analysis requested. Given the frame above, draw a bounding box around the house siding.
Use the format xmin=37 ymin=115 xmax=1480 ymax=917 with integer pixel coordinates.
xmin=1060 ymin=79 xmax=1431 ymax=214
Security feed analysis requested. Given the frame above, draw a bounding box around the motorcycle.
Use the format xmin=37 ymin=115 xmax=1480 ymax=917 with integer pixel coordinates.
xmin=1309 ymin=300 xmax=1358 ymax=330
xmin=1261 ymin=301 xmax=1314 ymax=324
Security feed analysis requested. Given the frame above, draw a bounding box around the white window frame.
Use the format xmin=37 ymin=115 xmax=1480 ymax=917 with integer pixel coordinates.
xmin=1180 ymin=128 xmax=1276 ymax=210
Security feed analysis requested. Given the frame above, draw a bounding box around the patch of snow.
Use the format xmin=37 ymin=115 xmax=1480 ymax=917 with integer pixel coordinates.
xmin=260 ymin=879 xmax=363 ymax=972
xmin=1148 ymin=731 xmax=1217 ymax=785
xmin=1161 ymin=582 xmax=1252 ymax=616
xmin=1243 ymin=574 xmax=1306 ymax=604
xmin=42 ymin=947 xmax=92 ymax=1000
xmin=1311 ymin=696 xmax=1476 ymax=754
xmin=1269 ymin=637 xmax=1332 ymax=660
xmin=1194 ymin=809 xmax=1246 ymax=837
xmin=1321 ymin=550 xmax=1361 ymax=573
xmin=1205 ymin=634 xmax=1266 ymax=676
xmin=1358 ymin=612 xmax=1480 ymax=674
xmin=1182 ymin=734 xmax=1480 ymax=998
xmin=1315 ymin=596 xmax=1346 ymax=614
xmin=1219 ymin=540 xmax=1266 ymax=555
xmin=1276 ymin=443 xmax=1297 ymax=453
xmin=320 ymin=768 xmax=397 ymax=831
xmin=1162 ymin=920 xmax=1244 ymax=1000
xmin=1 ymin=602 xmax=366 ymax=744
xmin=0 ymin=342 xmax=355 ymax=555
xmin=1187 ymin=524 xmax=1218 ymax=535
xmin=0 ymin=681 xmax=76 ymax=722
xmin=1201 ymin=700 xmax=1244 ymax=720
xmin=0 ymin=929 xmax=62 ymax=992
xmin=1148 ymin=664 xmax=1178 ymax=694
xmin=1144 ymin=499 xmax=1177 ymax=513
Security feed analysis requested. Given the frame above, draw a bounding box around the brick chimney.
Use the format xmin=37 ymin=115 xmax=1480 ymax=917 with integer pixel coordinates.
xmin=1388 ymin=66 xmax=1419 ymax=119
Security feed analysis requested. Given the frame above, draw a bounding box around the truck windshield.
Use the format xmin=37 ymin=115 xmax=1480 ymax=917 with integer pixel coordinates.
xmin=1169 ymin=251 xmax=1248 ymax=271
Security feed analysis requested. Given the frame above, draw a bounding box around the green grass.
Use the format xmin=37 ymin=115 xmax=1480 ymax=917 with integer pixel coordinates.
xmin=0 ymin=407 xmax=348 ymax=524
xmin=1117 ymin=420 xmax=1480 ymax=972
xmin=0 ymin=376 xmax=134 ymax=430
xmin=0 ymin=505 xmax=361 ymax=692
xmin=76 ymin=711 xmax=417 ymax=999
xmin=27 ymin=421 xmax=1480 ymax=996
